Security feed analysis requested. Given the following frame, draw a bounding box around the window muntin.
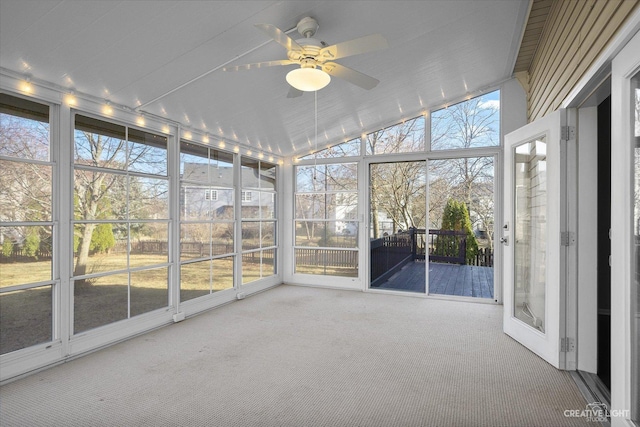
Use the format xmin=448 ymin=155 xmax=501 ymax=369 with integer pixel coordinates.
xmin=179 ymin=141 xmax=235 ymax=301
xmin=294 ymin=162 xmax=358 ymax=277
xmin=241 ymin=158 xmax=277 ymax=284
xmin=431 ymin=90 xmax=500 ymax=150
xmin=72 ymin=114 xmax=169 ymax=333
xmin=0 ymin=94 xmax=54 ymax=354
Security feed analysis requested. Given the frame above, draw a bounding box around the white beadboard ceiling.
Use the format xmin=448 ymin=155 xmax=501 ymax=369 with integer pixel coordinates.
xmin=0 ymin=0 xmax=529 ymax=158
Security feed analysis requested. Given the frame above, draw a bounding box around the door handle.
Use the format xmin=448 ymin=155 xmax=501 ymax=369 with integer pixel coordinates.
xmin=500 ymin=237 xmax=509 ymax=245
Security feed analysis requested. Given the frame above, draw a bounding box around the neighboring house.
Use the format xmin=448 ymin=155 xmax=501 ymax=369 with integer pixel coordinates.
xmin=180 ymin=163 xmax=275 ymax=221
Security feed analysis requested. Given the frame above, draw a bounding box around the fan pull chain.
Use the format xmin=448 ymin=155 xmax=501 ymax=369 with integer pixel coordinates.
xmin=313 ymin=90 xmax=318 ymax=182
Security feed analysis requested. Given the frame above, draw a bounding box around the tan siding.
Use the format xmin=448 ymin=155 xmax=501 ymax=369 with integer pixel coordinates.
xmin=530 ymin=0 xmax=598 ymax=118
xmin=526 ymin=0 xmax=639 ymax=121
xmin=514 ymin=0 xmax=554 ymax=73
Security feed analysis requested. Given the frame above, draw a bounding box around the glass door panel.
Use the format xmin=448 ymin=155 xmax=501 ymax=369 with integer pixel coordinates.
xmin=428 ymin=157 xmax=495 ymax=299
xmin=369 ymin=161 xmax=426 ymax=293
xmin=513 ymin=138 xmax=547 ymax=331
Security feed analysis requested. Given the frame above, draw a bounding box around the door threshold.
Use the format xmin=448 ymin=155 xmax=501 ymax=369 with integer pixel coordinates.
xmin=570 ymin=370 xmax=612 ymax=426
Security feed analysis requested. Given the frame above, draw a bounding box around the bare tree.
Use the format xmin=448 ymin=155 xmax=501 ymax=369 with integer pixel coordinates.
xmin=0 ymin=114 xmax=52 ymax=253
xmin=368 ymin=117 xmax=425 ymax=237
xmin=428 ymin=95 xmax=499 ymax=248
xmin=73 ymin=126 xmax=167 ymax=279
xmin=73 ymin=132 xmax=127 ymax=278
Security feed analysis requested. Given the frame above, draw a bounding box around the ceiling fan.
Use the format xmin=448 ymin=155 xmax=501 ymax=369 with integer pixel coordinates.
xmin=223 ymin=16 xmax=388 ymax=97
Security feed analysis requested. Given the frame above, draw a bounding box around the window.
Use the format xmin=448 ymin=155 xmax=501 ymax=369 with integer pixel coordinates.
xmin=366 ymin=116 xmax=425 ymax=155
xmin=298 ymin=137 xmax=361 ymax=160
xmin=72 ymin=115 xmax=169 ymax=333
xmin=180 ymin=142 xmax=235 ymax=301
xmin=294 ymin=162 xmax=358 ymax=277
xmin=205 ymin=189 xmax=218 ymax=201
xmin=431 ymin=90 xmax=500 ymax=150
xmin=241 ymin=158 xmax=277 ymax=284
xmin=0 ymin=93 xmax=54 ymax=354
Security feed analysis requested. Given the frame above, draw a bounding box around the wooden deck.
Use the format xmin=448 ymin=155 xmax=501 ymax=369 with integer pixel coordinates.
xmin=372 ymin=261 xmax=494 ymax=299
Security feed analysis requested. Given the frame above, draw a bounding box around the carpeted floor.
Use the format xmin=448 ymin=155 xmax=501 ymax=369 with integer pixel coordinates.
xmin=0 ymin=285 xmax=592 ymax=426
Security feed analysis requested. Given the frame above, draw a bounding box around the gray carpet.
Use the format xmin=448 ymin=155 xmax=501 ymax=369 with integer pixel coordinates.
xmin=0 ymin=285 xmax=591 ymax=426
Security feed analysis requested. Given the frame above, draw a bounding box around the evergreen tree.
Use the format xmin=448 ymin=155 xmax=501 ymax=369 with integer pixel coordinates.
xmin=89 ymin=223 xmax=116 ymax=254
xmin=23 ymin=228 xmax=41 ymax=259
xmin=438 ymin=199 xmax=478 ymax=264
xmin=2 ymin=239 xmax=13 ymax=258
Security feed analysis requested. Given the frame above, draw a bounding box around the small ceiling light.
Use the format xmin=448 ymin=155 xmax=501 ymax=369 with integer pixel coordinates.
xmin=286 ymin=62 xmax=330 ymax=92
xmin=202 ymin=134 xmax=210 ymax=143
xmin=103 ymin=101 xmax=113 ymax=115
xmin=136 ymin=115 xmax=145 ymax=126
xmin=20 ymin=77 xmax=33 ymax=93
xmin=65 ymin=94 xmax=77 ymax=106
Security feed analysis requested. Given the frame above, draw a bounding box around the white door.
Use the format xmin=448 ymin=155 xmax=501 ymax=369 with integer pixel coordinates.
xmin=503 ymin=108 xmax=571 ymax=369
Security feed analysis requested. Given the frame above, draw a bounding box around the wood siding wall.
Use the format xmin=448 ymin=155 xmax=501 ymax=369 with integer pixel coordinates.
xmin=526 ymin=0 xmax=638 ymax=121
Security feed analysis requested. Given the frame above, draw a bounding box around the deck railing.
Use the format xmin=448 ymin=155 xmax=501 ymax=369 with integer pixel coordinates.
xmin=370 ymin=228 xmax=493 ymax=285
xmin=370 ymin=231 xmax=413 ymax=287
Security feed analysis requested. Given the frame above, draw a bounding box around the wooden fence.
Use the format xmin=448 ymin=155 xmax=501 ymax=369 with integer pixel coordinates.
xmin=242 ymin=248 xmax=275 ymax=265
xmin=469 ymin=247 xmax=493 ymax=267
xmin=0 ymin=248 xmax=52 ymax=263
xmin=295 ymin=248 xmax=358 ymax=268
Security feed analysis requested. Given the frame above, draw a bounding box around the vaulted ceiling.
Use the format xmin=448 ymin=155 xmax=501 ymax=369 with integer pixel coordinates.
xmin=0 ymin=1 xmax=529 ymax=158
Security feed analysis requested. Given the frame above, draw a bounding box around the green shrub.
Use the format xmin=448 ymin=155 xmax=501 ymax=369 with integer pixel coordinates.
xmin=2 ymin=239 xmax=13 ymax=257
xmin=23 ymin=229 xmax=41 ymax=258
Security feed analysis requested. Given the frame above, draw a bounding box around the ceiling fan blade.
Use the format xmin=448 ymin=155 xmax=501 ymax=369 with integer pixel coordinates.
xmin=287 ymin=86 xmax=303 ymax=98
xmin=223 ymin=60 xmax=295 ymax=71
xmin=255 ymin=23 xmax=303 ymax=52
xmin=318 ymin=34 xmax=388 ymax=62
xmin=321 ymin=62 xmax=380 ymax=90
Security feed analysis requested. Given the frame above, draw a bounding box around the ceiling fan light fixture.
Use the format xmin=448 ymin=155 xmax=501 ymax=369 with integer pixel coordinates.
xmin=286 ymin=67 xmax=330 ymax=92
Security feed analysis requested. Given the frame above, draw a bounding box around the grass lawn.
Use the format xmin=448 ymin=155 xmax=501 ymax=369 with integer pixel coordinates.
xmin=1 ymin=253 xmax=271 ymax=353
xmin=0 ymin=259 xmax=52 ymax=288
